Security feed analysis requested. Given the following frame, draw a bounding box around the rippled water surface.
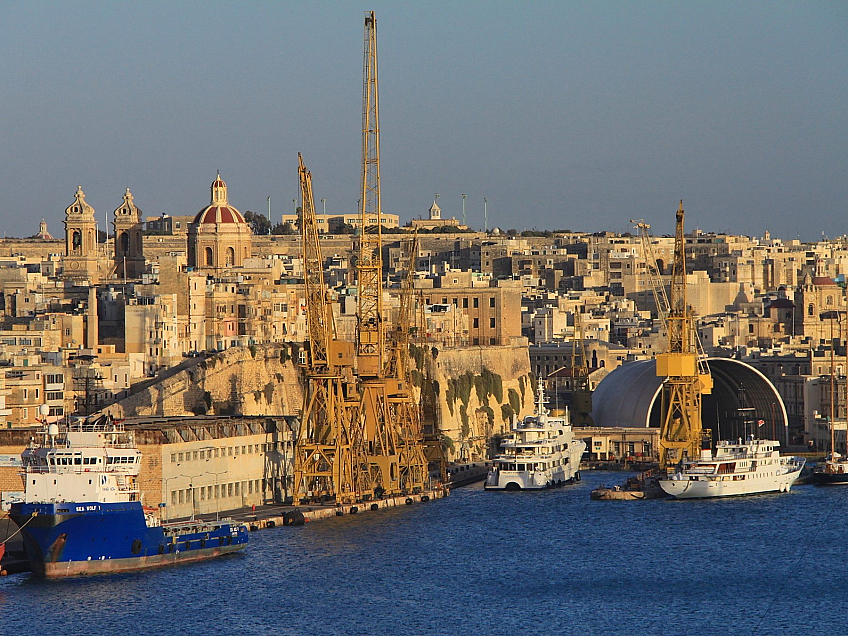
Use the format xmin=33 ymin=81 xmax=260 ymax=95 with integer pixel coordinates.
xmin=2 ymin=471 xmax=847 ymax=635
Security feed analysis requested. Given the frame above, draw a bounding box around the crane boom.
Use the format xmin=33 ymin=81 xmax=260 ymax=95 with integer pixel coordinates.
xmin=300 ymin=153 xmax=334 ymax=369
xmin=356 ymin=10 xmax=384 ymax=378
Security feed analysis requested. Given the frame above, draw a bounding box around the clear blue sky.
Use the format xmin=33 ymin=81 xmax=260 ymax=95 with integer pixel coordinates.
xmin=1 ymin=2 xmax=845 ymax=240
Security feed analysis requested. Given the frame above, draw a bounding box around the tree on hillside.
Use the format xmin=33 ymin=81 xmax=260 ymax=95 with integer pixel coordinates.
xmin=271 ymin=221 xmax=296 ymax=235
xmin=244 ymin=211 xmax=271 ymax=235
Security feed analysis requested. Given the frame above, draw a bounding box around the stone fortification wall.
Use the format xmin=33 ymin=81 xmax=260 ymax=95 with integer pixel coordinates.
xmin=413 ymin=343 xmax=533 ymax=461
xmin=103 ymin=344 xmax=302 ymax=419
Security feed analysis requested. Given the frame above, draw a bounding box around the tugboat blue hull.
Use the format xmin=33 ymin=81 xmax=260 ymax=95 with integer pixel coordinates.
xmin=10 ymin=501 xmax=247 ymax=578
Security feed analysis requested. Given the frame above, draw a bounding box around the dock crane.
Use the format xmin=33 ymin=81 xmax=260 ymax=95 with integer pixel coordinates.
xmin=384 ymin=232 xmax=429 ymax=492
xmin=292 ymin=154 xmax=368 ymax=504
xmin=636 ymin=202 xmax=712 ymax=469
xmin=355 ymin=11 xmax=402 ymax=495
xmin=569 ymin=311 xmax=594 ymax=425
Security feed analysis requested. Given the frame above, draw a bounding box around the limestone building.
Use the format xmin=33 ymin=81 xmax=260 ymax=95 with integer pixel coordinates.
xmin=63 ymin=186 xmax=99 ymax=283
xmin=187 ymin=174 xmax=252 ymax=271
xmin=113 ymin=188 xmax=145 ymax=278
xmin=794 ymin=272 xmax=847 ymax=344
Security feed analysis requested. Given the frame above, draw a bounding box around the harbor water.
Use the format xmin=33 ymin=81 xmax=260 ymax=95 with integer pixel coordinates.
xmin=2 ymin=470 xmax=847 ymax=635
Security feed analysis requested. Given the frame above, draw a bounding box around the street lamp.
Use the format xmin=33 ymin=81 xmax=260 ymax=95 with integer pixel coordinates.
xmin=321 ymin=198 xmax=326 ymax=216
xmin=206 ymin=470 xmax=228 ymax=521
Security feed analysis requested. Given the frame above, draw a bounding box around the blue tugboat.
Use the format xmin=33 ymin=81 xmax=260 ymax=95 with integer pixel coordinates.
xmin=10 ymin=416 xmax=248 ymax=578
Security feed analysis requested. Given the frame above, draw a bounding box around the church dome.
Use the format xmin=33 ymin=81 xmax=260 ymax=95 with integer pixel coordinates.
xmin=192 ymin=174 xmax=246 ymax=225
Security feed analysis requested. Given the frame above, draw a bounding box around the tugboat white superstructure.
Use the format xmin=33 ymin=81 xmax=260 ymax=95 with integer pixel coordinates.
xmin=485 ymin=381 xmax=586 ymax=491
xmin=659 ymin=435 xmax=805 ymax=499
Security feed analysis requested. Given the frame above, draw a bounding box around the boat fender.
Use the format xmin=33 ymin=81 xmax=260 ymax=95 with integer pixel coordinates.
xmin=158 ymin=544 xmax=165 ymax=555
xmin=420 ymin=495 xmax=430 ymax=502
xmin=131 ymin=539 xmax=143 ymax=555
xmin=266 ymin=519 xmax=276 ymax=528
xmin=370 ymin=503 xmax=379 ymax=511
xmin=335 ymin=509 xmax=344 ymax=516
xmin=405 ymin=498 xmax=414 ymax=505
xmin=289 ymin=511 xmax=305 ymax=526
xmin=575 ymin=472 xmax=581 ymax=482
xmin=249 ymin=524 xmax=258 ymax=532
xmin=350 ymin=506 xmax=358 ymax=514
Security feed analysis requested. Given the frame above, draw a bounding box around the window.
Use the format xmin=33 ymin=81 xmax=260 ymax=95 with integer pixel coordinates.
xmin=473 ymin=298 xmax=479 ymax=308
xmin=463 ymin=298 xmax=468 ymax=308
xmin=490 ymin=318 xmax=496 ymax=328
xmin=490 ymin=297 xmax=495 ymax=308
xmin=473 ymin=318 xmax=479 ymax=328
xmin=205 ymin=247 xmax=214 ymax=266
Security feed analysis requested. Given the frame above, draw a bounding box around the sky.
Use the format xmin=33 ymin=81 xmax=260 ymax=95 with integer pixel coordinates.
xmin=1 ymin=1 xmax=846 ymax=240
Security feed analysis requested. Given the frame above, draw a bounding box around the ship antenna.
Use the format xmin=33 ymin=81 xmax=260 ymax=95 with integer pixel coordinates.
xmin=536 ymin=374 xmax=547 ymax=417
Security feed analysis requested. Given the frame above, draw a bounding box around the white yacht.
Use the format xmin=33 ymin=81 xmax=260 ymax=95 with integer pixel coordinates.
xmin=485 ymin=382 xmax=586 ymax=491
xmin=659 ymin=436 xmax=805 ymax=499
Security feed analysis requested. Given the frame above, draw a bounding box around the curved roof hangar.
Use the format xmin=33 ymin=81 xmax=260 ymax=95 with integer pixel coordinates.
xmin=591 ymin=358 xmax=788 ymax=441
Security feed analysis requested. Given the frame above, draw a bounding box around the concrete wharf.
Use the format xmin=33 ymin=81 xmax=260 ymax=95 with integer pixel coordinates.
xmin=196 ymin=488 xmax=449 ymax=529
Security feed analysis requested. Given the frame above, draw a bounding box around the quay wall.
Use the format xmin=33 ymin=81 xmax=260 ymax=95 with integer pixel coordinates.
xmin=418 ymin=343 xmax=533 ymax=461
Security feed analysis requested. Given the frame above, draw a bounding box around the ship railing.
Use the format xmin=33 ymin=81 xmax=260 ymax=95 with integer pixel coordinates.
xmin=22 ymin=465 xmax=142 ymax=477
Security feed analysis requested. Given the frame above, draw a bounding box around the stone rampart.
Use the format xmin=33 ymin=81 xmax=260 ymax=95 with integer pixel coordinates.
xmin=413 ymin=343 xmax=533 ymax=461
xmin=103 ymin=344 xmax=302 ymax=419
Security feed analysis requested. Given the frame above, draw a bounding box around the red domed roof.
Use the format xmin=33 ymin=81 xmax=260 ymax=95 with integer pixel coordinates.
xmin=191 ymin=173 xmax=247 ymax=225
xmin=193 ymin=205 xmax=246 ymax=225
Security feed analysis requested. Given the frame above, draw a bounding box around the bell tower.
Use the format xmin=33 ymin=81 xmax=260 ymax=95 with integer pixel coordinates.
xmin=63 ymin=186 xmax=99 ymax=282
xmin=113 ymin=188 xmax=145 ymax=278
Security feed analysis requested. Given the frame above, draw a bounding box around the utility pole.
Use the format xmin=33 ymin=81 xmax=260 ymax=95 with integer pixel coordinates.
xmin=461 ymin=193 xmax=466 ymax=226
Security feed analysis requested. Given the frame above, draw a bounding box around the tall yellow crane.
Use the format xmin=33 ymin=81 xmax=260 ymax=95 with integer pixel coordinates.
xmin=654 ymin=201 xmax=712 ymax=469
xmin=356 ymin=11 xmax=401 ymax=495
xmin=569 ymin=311 xmax=593 ymax=425
xmin=384 ymin=232 xmax=429 ymax=492
xmin=414 ymin=289 xmax=448 ymax=483
xmin=292 ymin=154 xmax=368 ymax=504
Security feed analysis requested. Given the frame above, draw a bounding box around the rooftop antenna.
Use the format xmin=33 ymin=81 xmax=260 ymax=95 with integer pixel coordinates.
xmin=484 ymin=197 xmax=488 ymax=232
xmin=461 ymin=193 xmax=466 ymax=226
